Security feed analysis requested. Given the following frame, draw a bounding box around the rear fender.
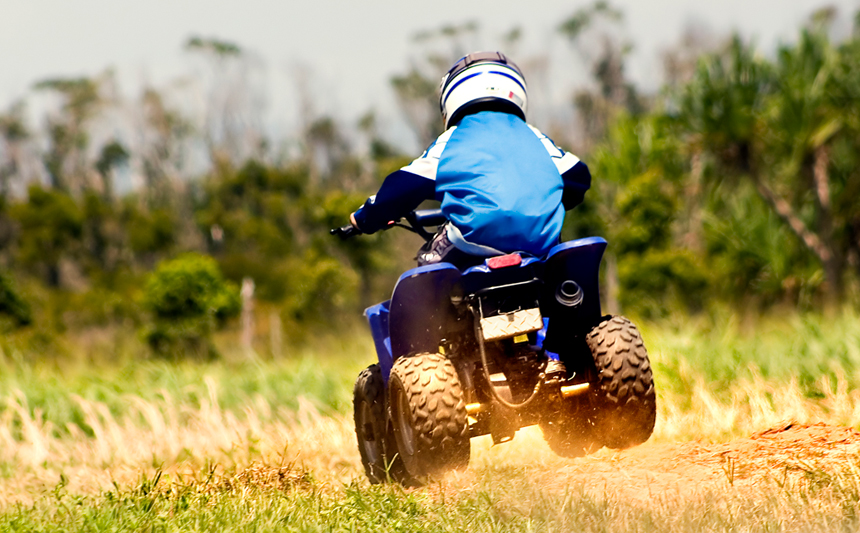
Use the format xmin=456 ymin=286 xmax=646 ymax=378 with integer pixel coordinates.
xmin=541 ymin=237 xmax=607 ymax=324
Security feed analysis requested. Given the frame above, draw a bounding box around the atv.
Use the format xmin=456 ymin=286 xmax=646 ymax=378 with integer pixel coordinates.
xmin=332 ymin=209 xmax=656 ymax=484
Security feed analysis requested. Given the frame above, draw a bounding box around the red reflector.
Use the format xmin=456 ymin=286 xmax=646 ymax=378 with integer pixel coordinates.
xmin=486 ymin=253 xmax=522 ymax=269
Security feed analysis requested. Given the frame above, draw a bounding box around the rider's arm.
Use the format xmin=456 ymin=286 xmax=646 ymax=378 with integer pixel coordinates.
xmin=352 ymin=129 xmax=453 ymax=233
xmin=352 ymin=170 xmax=436 ymax=233
xmin=561 ymin=160 xmax=591 ymax=210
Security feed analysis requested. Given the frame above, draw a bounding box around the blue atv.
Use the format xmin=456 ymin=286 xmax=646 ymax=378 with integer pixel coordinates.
xmin=332 ymin=209 xmax=656 ymax=484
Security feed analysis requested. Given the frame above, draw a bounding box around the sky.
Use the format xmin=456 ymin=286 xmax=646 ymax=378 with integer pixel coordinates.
xmin=1 ymin=0 xmax=858 ymax=150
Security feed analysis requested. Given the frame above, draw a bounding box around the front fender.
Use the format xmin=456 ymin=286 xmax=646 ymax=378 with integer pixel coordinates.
xmin=389 ymin=263 xmax=461 ymax=361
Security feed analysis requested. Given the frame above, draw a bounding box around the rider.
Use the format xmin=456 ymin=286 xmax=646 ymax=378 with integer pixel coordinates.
xmin=349 ymin=51 xmax=591 ymax=268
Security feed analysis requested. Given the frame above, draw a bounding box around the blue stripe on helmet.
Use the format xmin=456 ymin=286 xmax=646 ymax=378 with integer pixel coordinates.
xmin=441 ymin=67 xmax=526 ymax=108
xmin=487 ymin=70 xmax=526 ymax=93
xmin=441 ymin=71 xmax=483 ymax=107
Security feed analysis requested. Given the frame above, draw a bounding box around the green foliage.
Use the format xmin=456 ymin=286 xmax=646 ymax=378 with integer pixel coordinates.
xmin=185 ymin=36 xmax=242 ymax=57
xmin=95 ymin=139 xmax=129 ymax=199
xmin=10 ymin=185 xmax=83 ymax=286
xmin=0 ymin=101 xmax=28 ymax=142
xmin=702 ymin=186 xmax=821 ymax=306
xmin=284 ymin=251 xmax=359 ymax=326
xmin=0 ymin=271 xmax=31 ymax=328
xmin=590 ymin=113 xmax=707 ymax=315
xmin=145 ymin=253 xmax=240 ymax=322
xmin=33 ymin=76 xmax=104 ymax=191
xmin=676 ymin=24 xmax=860 ymax=302
xmin=122 ymin=202 xmax=176 ymax=258
xmin=614 ymin=171 xmax=676 ymax=254
xmin=33 ymin=78 xmax=100 ymax=110
xmin=679 ymin=36 xmax=771 ymax=171
xmin=618 ymin=249 xmax=708 ymax=316
xmin=192 ymin=161 xmax=397 ymax=320
xmin=143 ymin=253 xmax=240 ymax=358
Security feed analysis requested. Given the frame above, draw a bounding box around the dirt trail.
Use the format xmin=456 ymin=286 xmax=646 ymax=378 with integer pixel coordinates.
xmin=524 ymin=423 xmax=860 ymax=502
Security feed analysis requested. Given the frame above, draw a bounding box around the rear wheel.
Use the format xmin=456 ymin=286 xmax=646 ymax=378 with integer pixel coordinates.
xmin=352 ymin=364 xmax=412 ymax=484
xmin=540 ymin=397 xmax=602 ymax=458
xmin=586 ymin=316 xmax=656 ymax=449
xmin=388 ymin=353 xmax=470 ymax=479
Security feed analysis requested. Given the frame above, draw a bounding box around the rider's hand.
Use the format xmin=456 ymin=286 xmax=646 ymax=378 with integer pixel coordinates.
xmin=350 ymin=212 xmax=359 ymax=229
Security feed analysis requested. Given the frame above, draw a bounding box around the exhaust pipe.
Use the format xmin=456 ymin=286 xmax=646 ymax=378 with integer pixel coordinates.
xmin=555 ymin=280 xmax=583 ymax=308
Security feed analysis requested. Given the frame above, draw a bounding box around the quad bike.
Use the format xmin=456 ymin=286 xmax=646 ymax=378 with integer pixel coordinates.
xmin=332 ymin=209 xmax=656 ymax=484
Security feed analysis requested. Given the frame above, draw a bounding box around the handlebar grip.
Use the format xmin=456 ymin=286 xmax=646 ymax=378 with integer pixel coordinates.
xmin=330 ymin=224 xmax=361 ymax=239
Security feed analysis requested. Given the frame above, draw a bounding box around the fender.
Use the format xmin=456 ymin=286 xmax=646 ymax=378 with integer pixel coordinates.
xmin=541 ymin=236 xmax=606 ymax=323
xmin=365 ymin=263 xmax=461 ymax=382
xmin=364 ymin=300 xmax=393 ymax=380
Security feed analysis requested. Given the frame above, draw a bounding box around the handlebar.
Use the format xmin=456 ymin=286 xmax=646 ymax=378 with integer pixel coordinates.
xmin=330 ymin=224 xmax=361 ymax=239
xmin=330 ymin=208 xmax=445 ymax=241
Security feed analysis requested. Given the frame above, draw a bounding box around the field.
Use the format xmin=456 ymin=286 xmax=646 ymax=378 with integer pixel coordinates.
xmin=2 ymin=310 xmax=860 ymax=531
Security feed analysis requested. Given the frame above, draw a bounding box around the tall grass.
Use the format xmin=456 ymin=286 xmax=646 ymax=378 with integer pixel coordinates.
xmin=0 ymin=333 xmax=369 ymax=435
xmin=1 ymin=310 xmax=859 ymax=530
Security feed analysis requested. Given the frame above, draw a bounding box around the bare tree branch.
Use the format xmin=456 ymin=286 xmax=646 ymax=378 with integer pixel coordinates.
xmin=751 ymin=173 xmax=832 ymax=265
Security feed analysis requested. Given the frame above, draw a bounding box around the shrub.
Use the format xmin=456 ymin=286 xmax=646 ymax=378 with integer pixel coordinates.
xmin=143 ymin=253 xmax=240 ymax=358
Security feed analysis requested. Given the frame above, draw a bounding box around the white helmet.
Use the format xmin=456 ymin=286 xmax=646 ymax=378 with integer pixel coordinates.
xmin=439 ymin=51 xmax=528 ymax=129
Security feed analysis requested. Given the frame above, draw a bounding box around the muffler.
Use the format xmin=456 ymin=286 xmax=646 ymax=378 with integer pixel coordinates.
xmin=555 ymin=280 xmax=583 ymax=308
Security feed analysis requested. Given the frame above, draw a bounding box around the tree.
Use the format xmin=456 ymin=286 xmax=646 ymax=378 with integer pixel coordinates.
xmin=679 ymin=18 xmax=860 ymax=304
xmin=559 ymin=1 xmax=643 ymax=148
xmin=590 ymin=112 xmax=707 ymax=315
xmin=391 ymin=22 xmax=480 ymax=149
xmin=0 ymin=101 xmax=30 ymax=197
xmin=11 ymin=186 xmax=83 ymax=287
xmin=0 ymin=271 xmax=31 ymax=329
xmin=185 ymin=36 xmax=266 ymax=167
xmin=136 ymin=87 xmax=192 ymax=208
xmin=33 ymin=76 xmax=105 ymax=192
xmin=94 ymin=140 xmax=129 ymax=202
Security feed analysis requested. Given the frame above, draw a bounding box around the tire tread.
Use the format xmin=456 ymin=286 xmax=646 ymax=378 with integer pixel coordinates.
xmin=587 ymin=316 xmax=656 ymax=449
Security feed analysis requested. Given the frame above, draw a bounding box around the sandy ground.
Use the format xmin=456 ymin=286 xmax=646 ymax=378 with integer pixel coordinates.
xmin=465 ymin=422 xmax=860 ymax=503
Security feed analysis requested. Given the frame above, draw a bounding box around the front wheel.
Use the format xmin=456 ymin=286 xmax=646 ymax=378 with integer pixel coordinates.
xmin=352 ymin=364 xmax=412 ymax=484
xmin=587 ymin=316 xmax=656 ymax=449
xmin=388 ymin=353 xmax=470 ymax=479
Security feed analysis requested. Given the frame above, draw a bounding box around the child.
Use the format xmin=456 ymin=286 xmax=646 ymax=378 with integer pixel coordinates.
xmin=349 ymin=51 xmax=591 ymax=268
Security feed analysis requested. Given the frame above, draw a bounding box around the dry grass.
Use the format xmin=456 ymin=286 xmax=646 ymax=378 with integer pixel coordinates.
xmin=0 ymin=380 xmax=359 ymax=505
xmin=3 ymin=368 xmax=860 ymax=506
xmin=3 ymin=313 xmax=860 ymax=530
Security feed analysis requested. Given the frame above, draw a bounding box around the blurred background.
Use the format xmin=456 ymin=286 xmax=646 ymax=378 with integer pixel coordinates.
xmin=0 ymin=0 xmax=858 ymax=357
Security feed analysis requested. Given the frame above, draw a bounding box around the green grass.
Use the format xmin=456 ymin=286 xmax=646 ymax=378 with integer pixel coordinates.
xmin=0 ymin=334 xmax=369 ymax=437
xmin=642 ymin=309 xmax=860 ymax=397
xmin=4 ymin=461 xmax=860 ymax=532
xmin=2 ymin=309 xmax=860 ymax=531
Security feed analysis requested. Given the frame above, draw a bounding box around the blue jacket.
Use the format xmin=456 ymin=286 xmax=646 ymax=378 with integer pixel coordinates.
xmin=354 ymin=111 xmax=591 ymax=257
